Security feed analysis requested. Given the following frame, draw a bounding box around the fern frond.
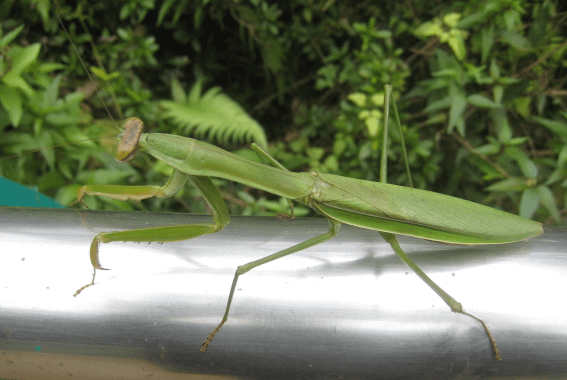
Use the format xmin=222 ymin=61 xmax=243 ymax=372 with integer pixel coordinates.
xmin=160 ymin=79 xmax=268 ymax=149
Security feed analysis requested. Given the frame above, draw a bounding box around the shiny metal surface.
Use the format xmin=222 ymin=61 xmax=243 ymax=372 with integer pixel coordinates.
xmin=0 ymin=207 xmax=565 ymax=379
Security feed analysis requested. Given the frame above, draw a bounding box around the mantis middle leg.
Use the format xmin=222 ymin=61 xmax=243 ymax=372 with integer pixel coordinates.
xmin=200 ymin=218 xmax=341 ymax=352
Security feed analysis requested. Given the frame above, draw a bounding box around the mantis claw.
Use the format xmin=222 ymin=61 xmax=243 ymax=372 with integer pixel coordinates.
xmin=73 ymin=269 xmax=97 ymax=297
xmin=461 ymin=310 xmax=502 ymax=361
xmin=69 ymin=186 xmax=90 ymax=208
xmin=200 ymin=319 xmax=226 ymax=352
xmin=73 ymin=282 xmax=94 ymax=297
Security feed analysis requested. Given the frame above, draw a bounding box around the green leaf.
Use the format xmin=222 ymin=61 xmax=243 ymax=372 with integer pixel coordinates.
xmin=91 ymin=66 xmax=120 ymax=81
xmin=170 ymin=78 xmax=186 ymax=103
xmin=447 ymin=30 xmax=466 ymax=60
xmin=505 ymin=146 xmax=538 ymax=179
xmin=365 ymin=116 xmax=380 ymax=137
xmin=528 ymin=0 xmax=551 ymax=47
xmin=0 ymin=84 xmax=23 ymax=126
xmin=443 ymin=13 xmax=461 ymax=28
xmin=513 ymin=97 xmax=531 ymax=118
xmin=485 ymin=178 xmax=528 ymax=192
xmin=414 ymin=20 xmax=443 ymax=37
xmin=490 ymin=108 xmax=512 ymax=143
xmin=448 ymin=83 xmax=466 ymax=133
xmin=556 ymin=145 xmax=567 ymax=168
xmin=333 ymin=138 xmax=346 ymax=156
xmin=423 ymin=97 xmax=450 ymax=113
xmin=37 ymin=62 xmax=65 ymax=74
xmin=531 ymin=116 xmax=567 ymax=138
xmin=307 ymin=147 xmax=324 ymax=161
xmin=5 ymin=43 xmax=41 ymax=77
xmin=44 ymin=75 xmax=62 ymax=106
xmin=432 ymin=68 xmax=460 ymax=79
xmin=480 ymin=23 xmax=494 ymax=63
xmin=468 ymin=94 xmax=499 ymax=109
xmin=489 ymin=58 xmax=500 ymax=79
xmin=3 ymin=75 xmax=34 ymax=96
xmin=0 ymin=24 xmax=24 ymax=48
xmin=519 ymin=188 xmax=539 ymax=219
xmin=497 ymin=77 xmax=520 ymax=85
xmin=370 ymin=93 xmax=385 ymax=107
xmin=506 ymin=137 xmax=529 ymax=146
xmin=347 ymin=92 xmax=367 ymax=107
xmin=501 ymin=30 xmax=530 ymax=50
xmin=473 ymin=140 xmax=500 ymax=155
xmin=322 ymin=155 xmax=339 ymax=172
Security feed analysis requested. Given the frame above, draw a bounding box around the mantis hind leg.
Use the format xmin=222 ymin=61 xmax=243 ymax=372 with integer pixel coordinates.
xmin=380 ymin=232 xmax=502 ymax=361
xmin=378 ymin=88 xmax=500 ymax=360
xmin=73 ymin=173 xmax=230 ymax=296
xmin=201 ymin=218 xmax=341 ymax=352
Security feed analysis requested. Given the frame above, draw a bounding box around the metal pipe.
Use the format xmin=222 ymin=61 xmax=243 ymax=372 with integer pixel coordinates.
xmin=0 ymin=207 xmax=565 ymax=379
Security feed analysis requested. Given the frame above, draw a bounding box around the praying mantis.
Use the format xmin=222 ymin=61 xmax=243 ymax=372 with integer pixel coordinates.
xmin=10 ymin=10 xmax=543 ymax=362
xmin=68 ymin=86 xmax=542 ymax=360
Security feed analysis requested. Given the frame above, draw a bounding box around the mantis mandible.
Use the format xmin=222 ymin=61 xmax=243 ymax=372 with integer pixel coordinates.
xmin=52 ymin=10 xmax=542 ymax=362
xmin=69 ymin=90 xmax=542 ymax=361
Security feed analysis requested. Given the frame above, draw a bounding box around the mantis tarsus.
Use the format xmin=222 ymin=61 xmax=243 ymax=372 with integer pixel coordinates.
xmin=56 ymin=13 xmax=542 ymax=361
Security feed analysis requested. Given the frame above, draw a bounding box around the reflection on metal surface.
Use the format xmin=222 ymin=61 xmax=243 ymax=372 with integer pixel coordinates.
xmin=0 ymin=207 xmax=566 ymax=379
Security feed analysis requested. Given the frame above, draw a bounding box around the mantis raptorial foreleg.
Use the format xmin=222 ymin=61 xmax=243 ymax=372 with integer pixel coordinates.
xmin=73 ymin=170 xmax=230 ymax=296
xmin=75 ymin=168 xmax=189 ymax=206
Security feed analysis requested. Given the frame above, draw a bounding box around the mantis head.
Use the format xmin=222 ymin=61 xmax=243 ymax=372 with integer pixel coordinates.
xmin=116 ymin=117 xmax=145 ymax=162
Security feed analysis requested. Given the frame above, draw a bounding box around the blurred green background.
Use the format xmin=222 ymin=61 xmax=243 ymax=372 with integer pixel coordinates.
xmin=0 ymin=0 xmax=565 ymax=224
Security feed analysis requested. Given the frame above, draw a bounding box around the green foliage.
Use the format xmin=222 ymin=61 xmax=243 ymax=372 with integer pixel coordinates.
xmin=0 ymin=21 xmax=100 ymax=203
xmin=408 ymin=0 xmax=565 ymax=223
xmin=414 ymin=12 xmax=468 ymax=60
xmin=0 ymin=0 xmax=564 ymax=224
xmin=160 ymin=78 xmax=268 ymax=149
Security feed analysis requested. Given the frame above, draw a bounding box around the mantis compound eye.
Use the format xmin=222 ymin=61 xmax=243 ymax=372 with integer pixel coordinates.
xmin=116 ymin=117 xmax=144 ymax=162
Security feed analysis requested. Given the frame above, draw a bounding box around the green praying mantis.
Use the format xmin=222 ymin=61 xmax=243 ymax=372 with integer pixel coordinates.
xmin=67 ymin=91 xmax=542 ymax=360
xmin=22 ymin=12 xmax=543 ymax=361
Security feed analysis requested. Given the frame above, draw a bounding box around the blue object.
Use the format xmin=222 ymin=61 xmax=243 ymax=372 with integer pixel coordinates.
xmin=0 ymin=176 xmax=64 ymax=208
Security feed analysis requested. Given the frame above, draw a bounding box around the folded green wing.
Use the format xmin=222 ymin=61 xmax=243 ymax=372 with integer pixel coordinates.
xmin=312 ymin=173 xmax=542 ymax=245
